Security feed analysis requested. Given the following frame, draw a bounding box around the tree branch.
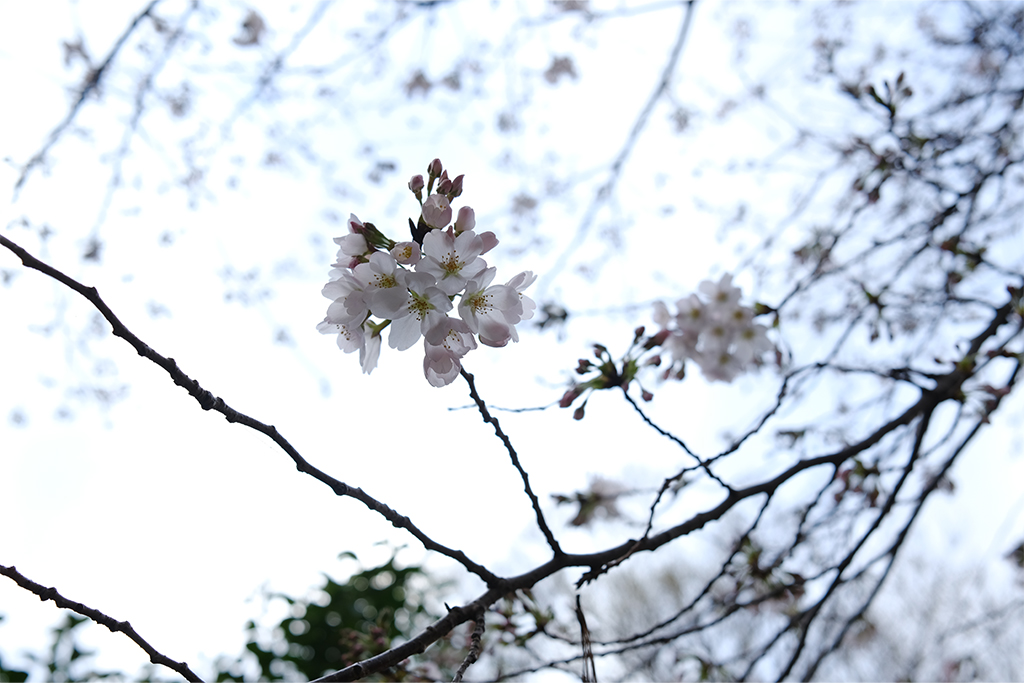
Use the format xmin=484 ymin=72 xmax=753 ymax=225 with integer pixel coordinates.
xmin=0 ymin=234 xmax=501 ymax=588
xmin=0 ymin=564 xmax=202 ymax=682
xmin=460 ymin=368 xmax=564 ymax=557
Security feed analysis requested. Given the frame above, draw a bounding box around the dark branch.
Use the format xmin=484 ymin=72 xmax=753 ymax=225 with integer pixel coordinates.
xmin=460 ymin=368 xmax=564 ymax=557
xmin=0 ymin=234 xmax=501 ymax=588
xmin=0 ymin=564 xmax=203 ymax=682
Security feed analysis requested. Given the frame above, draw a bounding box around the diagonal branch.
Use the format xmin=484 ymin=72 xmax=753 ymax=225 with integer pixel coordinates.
xmin=0 ymin=234 xmax=500 ymax=588
xmin=0 ymin=563 xmax=202 ymax=682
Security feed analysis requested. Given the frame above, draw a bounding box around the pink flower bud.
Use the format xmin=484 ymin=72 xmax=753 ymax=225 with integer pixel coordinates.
xmin=573 ymin=405 xmax=586 ymax=420
xmin=450 ymin=174 xmax=464 ymax=198
xmin=454 ymin=206 xmax=476 ymax=234
xmin=428 ymin=158 xmax=443 ymax=177
xmin=408 ymin=175 xmax=424 ymax=193
xmin=437 ymin=177 xmax=453 ymax=195
xmin=641 ymin=389 xmax=654 ymax=402
xmin=644 ymin=329 xmax=671 ymax=349
xmin=559 ymin=387 xmax=580 ymax=408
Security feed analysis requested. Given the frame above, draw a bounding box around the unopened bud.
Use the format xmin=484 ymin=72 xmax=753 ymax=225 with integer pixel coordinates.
xmin=428 ymin=158 xmax=443 ymax=178
xmin=641 ymin=389 xmax=654 ymax=402
xmin=559 ymin=387 xmax=580 ymax=408
xmin=450 ymin=174 xmax=464 ymax=198
xmin=573 ymin=404 xmax=586 ymax=420
xmin=437 ymin=177 xmax=453 ymax=195
xmin=408 ymin=174 xmax=425 ymax=197
xmin=454 ymin=206 xmax=475 ymax=234
xmin=644 ymin=329 xmax=671 ymax=349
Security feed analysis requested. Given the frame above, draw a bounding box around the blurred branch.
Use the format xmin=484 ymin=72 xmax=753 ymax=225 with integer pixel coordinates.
xmin=14 ymin=0 xmax=164 ymax=199
xmin=535 ymin=0 xmax=697 ymax=301
xmin=86 ymin=2 xmax=198 ymax=244
xmin=220 ymin=0 xmax=335 ymax=136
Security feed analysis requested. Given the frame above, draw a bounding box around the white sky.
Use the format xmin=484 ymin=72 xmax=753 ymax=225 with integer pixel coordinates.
xmin=1 ymin=1 xmax=1023 ymax=680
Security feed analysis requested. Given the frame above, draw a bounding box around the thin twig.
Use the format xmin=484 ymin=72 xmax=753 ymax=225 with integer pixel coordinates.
xmin=461 ymin=368 xmax=564 ymax=557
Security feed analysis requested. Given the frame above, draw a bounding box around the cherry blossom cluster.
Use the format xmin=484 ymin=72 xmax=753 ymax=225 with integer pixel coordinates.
xmin=560 ymin=274 xmax=774 ymax=418
xmin=317 ymin=159 xmax=536 ymax=387
xmin=651 ymin=274 xmax=774 ymax=383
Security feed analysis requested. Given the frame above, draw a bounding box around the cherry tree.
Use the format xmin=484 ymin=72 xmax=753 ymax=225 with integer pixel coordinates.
xmin=2 ymin=1 xmax=1023 ymax=681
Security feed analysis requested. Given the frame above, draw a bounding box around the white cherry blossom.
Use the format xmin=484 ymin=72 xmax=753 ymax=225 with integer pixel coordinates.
xmin=387 ymin=270 xmax=451 ymax=351
xmin=390 ymin=241 xmax=421 ymax=266
xmin=423 ymin=316 xmax=478 ymax=387
xmin=458 ymin=267 xmax=521 ymax=348
xmin=419 ymin=227 xmax=489 ymax=296
xmin=321 ymin=271 xmax=368 ymax=326
xmin=353 ymin=251 xmax=409 ymax=319
xmin=421 ymin=193 xmax=452 ymax=229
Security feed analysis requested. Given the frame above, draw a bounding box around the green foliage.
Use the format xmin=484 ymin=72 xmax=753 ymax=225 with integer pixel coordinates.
xmin=0 ymin=551 xmax=459 ymax=682
xmin=217 ymin=549 xmax=454 ymax=681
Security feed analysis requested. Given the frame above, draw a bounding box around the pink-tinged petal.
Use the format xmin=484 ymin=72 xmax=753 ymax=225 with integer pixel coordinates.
xmin=423 ymin=347 xmax=460 ymax=387
xmin=477 ymin=231 xmax=499 ymax=255
xmin=370 ymin=286 xmax=411 ymax=320
xmin=424 ymin=315 xmax=477 ymax=355
xmin=389 ymin=314 xmax=423 ymax=351
xmin=346 ymin=213 xmax=365 ymax=234
xmin=652 ymin=301 xmax=671 ymax=327
xmin=334 ymin=232 xmax=368 ymax=257
xmin=506 ymin=270 xmax=536 ymax=292
xmin=317 ymin=319 xmax=366 ymax=354
xmin=477 ymin=317 xmax=514 ymax=347
xmin=360 ymin=333 xmax=381 ymax=374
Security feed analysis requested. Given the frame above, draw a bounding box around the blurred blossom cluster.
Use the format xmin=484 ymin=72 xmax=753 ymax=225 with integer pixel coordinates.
xmin=652 ymin=274 xmax=774 ymax=383
xmin=561 ymin=274 xmax=775 ymax=418
xmin=317 ymin=159 xmax=536 ymax=386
